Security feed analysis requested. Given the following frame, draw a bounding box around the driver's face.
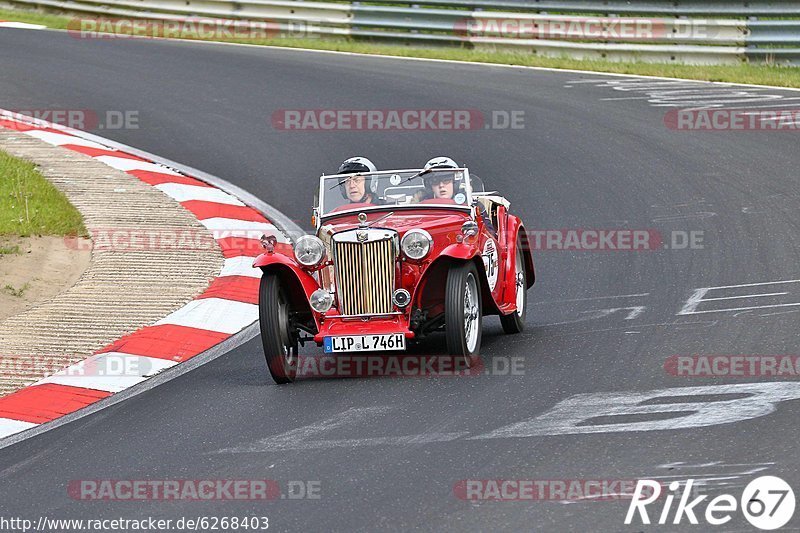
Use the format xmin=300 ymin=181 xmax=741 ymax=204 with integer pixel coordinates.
xmin=345 ymin=175 xmax=366 ymax=202
xmin=432 ymin=178 xmax=454 ymax=199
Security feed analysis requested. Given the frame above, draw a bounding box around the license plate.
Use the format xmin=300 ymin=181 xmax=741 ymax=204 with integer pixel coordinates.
xmin=323 ymin=333 xmax=406 ymax=353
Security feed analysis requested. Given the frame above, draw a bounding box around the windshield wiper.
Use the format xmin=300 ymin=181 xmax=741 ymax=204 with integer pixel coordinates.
xmin=366 ymin=212 xmax=394 ymax=227
xmin=329 ymin=173 xmax=363 ymax=191
xmin=397 ymin=168 xmax=432 ymax=187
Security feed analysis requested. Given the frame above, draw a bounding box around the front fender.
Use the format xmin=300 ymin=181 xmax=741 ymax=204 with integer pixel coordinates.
xmin=414 ymin=243 xmax=500 ymax=316
xmin=253 ymin=252 xmax=320 ymax=311
xmin=439 ymin=242 xmax=480 ymax=261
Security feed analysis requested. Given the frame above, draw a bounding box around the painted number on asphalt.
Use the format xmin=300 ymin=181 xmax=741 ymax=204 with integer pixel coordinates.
xmin=470 ymin=382 xmax=800 ymax=439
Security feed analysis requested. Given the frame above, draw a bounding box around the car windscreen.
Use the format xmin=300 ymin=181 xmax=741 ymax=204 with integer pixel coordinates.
xmin=320 ymin=169 xmax=474 ymax=216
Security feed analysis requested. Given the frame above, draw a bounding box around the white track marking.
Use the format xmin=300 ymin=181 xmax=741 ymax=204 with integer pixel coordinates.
xmin=24 ymin=130 xmax=108 ymax=149
xmin=94 ymin=155 xmax=181 ymax=175
xmin=702 ymin=100 xmax=800 ymax=111
xmin=154 ymin=298 xmax=258 ymax=334
xmin=658 ymin=461 xmax=774 ymax=470
xmin=601 ymin=96 xmax=652 ymax=101
xmin=534 ymin=293 xmax=649 ymax=305
xmin=217 ymin=407 xmax=467 ymax=452
xmin=218 ymin=407 xmax=390 ymax=452
xmin=700 ymin=292 xmax=788 ymax=302
xmin=760 ymin=309 xmax=800 ymax=317
xmin=683 ymin=303 xmax=800 ymax=315
xmin=472 ymin=382 xmax=800 ymax=439
xmin=36 ymin=353 xmax=178 ymax=393
xmin=698 ymin=279 xmax=800 ymax=290
xmin=154 ymin=183 xmax=244 ymax=206
xmin=535 ymin=305 xmax=648 ymax=327
xmin=0 ymin=22 xmax=46 ymax=29
xmin=231 ymin=433 xmax=469 ymax=451
xmin=220 ymin=256 xmax=262 ymax=278
xmin=679 ymin=280 xmax=800 ymax=315
xmin=576 ymin=78 xmax=797 ymax=110
xmin=0 ymin=419 xmax=38 ymax=439
xmin=651 ymin=212 xmax=716 ymax=222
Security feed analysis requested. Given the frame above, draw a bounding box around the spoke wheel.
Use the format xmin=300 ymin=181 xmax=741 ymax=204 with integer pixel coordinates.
xmin=445 ymin=261 xmax=482 ymax=366
xmin=259 ymin=274 xmax=298 ymax=384
xmin=500 ymin=235 xmax=527 ymax=334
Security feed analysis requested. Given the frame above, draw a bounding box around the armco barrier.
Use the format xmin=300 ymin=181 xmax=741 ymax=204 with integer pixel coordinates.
xmin=7 ymin=0 xmax=800 ymax=64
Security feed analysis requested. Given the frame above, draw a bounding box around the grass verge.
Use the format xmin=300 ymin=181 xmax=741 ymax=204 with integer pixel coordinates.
xmin=0 ymin=148 xmax=87 ymax=237
xmin=3 ymin=282 xmax=30 ymax=297
xmin=1 ymin=6 xmax=800 ymax=88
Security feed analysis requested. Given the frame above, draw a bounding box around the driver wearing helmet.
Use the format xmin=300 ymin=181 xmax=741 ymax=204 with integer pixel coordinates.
xmin=336 ymin=156 xmax=378 ymax=208
xmin=422 ymin=156 xmax=496 ymax=236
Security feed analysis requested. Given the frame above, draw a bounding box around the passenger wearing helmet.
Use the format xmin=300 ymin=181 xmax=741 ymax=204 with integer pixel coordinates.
xmin=422 ymin=156 xmax=460 ymax=203
xmin=429 ymin=176 xmax=455 ymax=200
xmin=337 ymin=156 xmax=377 ymax=205
xmin=423 ymin=157 xmax=458 ymax=201
xmin=423 ymin=156 xmax=496 ymax=236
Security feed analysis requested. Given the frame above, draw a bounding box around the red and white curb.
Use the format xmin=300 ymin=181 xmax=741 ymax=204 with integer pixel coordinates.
xmin=0 ymin=110 xmax=287 ymax=439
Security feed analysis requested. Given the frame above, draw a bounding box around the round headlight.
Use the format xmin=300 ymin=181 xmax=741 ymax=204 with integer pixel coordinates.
xmin=401 ymin=229 xmax=433 ymax=260
xmin=392 ymin=288 xmax=411 ymax=308
xmin=310 ymin=289 xmax=334 ymax=313
xmin=294 ymin=235 xmax=325 ymax=267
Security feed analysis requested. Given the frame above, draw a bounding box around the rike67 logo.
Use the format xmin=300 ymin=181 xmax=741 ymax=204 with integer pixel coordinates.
xmin=625 ymin=476 xmax=795 ymax=530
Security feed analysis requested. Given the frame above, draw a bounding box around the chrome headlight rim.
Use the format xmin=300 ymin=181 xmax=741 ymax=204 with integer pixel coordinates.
xmin=309 ymin=288 xmax=334 ymax=313
xmin=294 ymin=235 xmax=326 ymax=267
xmin=401 ymin=229 xmax=433 ymax=261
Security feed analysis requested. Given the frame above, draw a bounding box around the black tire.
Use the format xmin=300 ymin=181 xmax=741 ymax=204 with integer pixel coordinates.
xmin=259 ymin=273 xmax=298 ymax=384
xmin=500 ymin=235 xmax=528 ymax=334
xmin=445 ymin=261 xmax=482 ymax=366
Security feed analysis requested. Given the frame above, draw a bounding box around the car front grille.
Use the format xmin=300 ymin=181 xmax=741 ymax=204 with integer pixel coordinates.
xmin=333 ymin=233 xmax=396 ymax=316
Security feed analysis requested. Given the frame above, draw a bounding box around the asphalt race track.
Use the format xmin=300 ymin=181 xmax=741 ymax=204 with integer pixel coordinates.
xmin=1 ymin=28 xmax=800 ymax=531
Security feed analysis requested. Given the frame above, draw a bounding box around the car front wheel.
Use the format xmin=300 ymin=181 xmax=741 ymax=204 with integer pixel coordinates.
xmin=445 ymin=261 xmax=482 ymax=366
xmin=259 ymin=273 xmax=298 ymax=384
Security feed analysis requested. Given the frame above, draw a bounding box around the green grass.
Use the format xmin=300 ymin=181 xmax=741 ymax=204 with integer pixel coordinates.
xmin=3 ymin=282 xmax=30 ymax=297
xmin=2 ymin=6 xmax=800 ymax=88
xmin=0 ymin=244 xmax=21 ymax=254
xmin=0 ymin=149 xmax=87 ymax=237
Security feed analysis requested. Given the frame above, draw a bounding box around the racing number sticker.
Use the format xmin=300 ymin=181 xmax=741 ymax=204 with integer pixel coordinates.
xmin=482 ymin=239 xmax=499 ymax=291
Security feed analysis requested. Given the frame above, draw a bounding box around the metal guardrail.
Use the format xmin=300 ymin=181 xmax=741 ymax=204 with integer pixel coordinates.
xmin=8 ymin=0 xmax=800 ymax=65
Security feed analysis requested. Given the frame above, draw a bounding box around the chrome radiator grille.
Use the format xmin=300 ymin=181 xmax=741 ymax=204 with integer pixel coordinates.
xmin=333 ymin=235 xmax=396 ymax=316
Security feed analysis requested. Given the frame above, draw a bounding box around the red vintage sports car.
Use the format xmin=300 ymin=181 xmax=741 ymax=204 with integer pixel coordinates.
xmin=254 ymin=167 xmax=535 ymax=383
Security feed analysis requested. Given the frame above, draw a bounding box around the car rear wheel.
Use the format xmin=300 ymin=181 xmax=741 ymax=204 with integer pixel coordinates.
xmin=500 ymin=236 xmax=527 ymax=334
xmin=445 ymin=261 xmax=482 ymax=366
xmin=259 ymin=273 xmax=298 ymax=384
